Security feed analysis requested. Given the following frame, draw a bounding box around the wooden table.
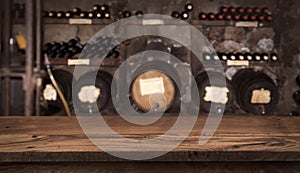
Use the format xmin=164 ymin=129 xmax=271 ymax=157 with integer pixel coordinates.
xmin=0 ymin=115 xmax=299 ymax=172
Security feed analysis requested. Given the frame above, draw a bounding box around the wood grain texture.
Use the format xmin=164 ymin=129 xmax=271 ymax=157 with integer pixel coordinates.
xmin=0 ymin=162 xmax=299 ymax=173
xmin=0 ymin=115 xmax=299 ymax=162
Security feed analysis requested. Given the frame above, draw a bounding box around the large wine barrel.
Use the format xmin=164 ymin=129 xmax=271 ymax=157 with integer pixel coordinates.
xmin=130 ymin=62 xmax=178 ymax=113
xmin=73 ymin=70 xmax=112 ymax=114
xmin=42 ymin=69 xmax=73 ymax=116
xmin=195 ymin=71 xmax=233 ymax=114
xmin=232 ymin=69 xmax=279 ymax=115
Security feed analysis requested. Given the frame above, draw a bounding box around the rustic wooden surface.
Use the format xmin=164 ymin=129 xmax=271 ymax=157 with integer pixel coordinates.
xmin=0 ymin=115 xmax=299 ymax=163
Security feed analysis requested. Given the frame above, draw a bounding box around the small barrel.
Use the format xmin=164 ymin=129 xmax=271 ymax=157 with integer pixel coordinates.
xmin=196 ymin=71 xmax=233 ymax=114
xmin=232 ymin=69 xmax=279 ymax=115
xmin=130 ymin=61 xmax=178 ymax=113
xmin=73 ymin=70 xmax=112 ymax=114
xmin=42 ymin=69 xmax=73 ymax=115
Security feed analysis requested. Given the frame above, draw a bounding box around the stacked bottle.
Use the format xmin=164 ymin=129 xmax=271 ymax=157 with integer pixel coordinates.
xmin=199 ymin=6 xmax=272 ymax=22
xmin=202 ymin=52 xmax=278 ymax=62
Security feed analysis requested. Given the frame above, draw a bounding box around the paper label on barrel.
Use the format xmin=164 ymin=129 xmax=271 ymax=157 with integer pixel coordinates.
xmin=78 ymin=86 xmax=101 ymax=103
xmin=251 ymin=89 xmax=271 ymax=104
xmin=69 ymin=19 xmax=92 ymax=25
xmin=227 ymin=60 xmax=249 ymax=66
xmin=204 ymin=86 xmax=229 ymax=104
xmin=67 ymin=59 xmax=90 ymax=65
xmin=43 ymin=84 xmax=57 ymax=101
xmin=139 ymin=77 xmax=165 ymax=96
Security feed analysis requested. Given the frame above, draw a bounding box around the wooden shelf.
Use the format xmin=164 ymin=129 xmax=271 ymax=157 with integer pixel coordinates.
xmin=49 ymin=57 xmax=122 ymax=67
xmin=13 ymin=18 xmax=272 ymax=27
xmin=0 ymin=115 xmax=299 ymax=162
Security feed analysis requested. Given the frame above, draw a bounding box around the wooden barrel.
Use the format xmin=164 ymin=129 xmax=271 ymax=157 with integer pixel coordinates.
xmin=195 ymin=71 xmax=233 ymax=114
xmin=41 ymin=69 xmax=73 ymax=116
xmin=73 ymin=70 xmax=111 ymax=114
xmin=232 ymin=69 xmax=279 ymax=115
xmin=130 ymin=61 xmax=179 ymax=112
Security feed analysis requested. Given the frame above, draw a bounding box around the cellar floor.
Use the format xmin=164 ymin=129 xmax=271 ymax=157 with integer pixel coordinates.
xmin=0 ymin=115 xmax=299 ymax=172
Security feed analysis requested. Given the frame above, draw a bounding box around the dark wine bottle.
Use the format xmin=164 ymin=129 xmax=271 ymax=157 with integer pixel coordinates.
xmin=220 ymin=6 xmax=228 ymax=13
xmin=68 ymin=37 xmax=80 ymax=47
xmin=261 ymin=7 xmax=270 ymax=14
xmin=185 ymin=3 xmax=193 ymax=12
xmin=103 ymin=12 xmax=110 ymax=19
xmin=257 ymin=15 xmax=265 ymax=22
xmin=88 ymin=11 xmax=95 ymax=19
xmin=216 ymin=13 xmax=224 ymax=20
xmin=48 ymin=11 xmax=57 ymax=18
xmin=253 ymin=7 xmax=261 ymax=14
xmin=245 ymin=7 xmax=253 ymax=14
xmin=224 ymin=14 xmax=232 ymax=20
xmin=249 ymin=14 xmax=257 ymax=21
xmin=228 ymin=53 xmax=237 ymax=60
xmin=203 ymin=52 xmax=211 ymax=61
xmin=245 ymin=53 xmax=253 ymax=60
xmin=265 ymin=15 xmax=273 ymax=22
xmin=79 ymin=11 xmax=88 ymax=18
xmin=171 ymin=11 xmax=180 ymax=18
xmin=232 ymin=14 xmax=241 ymax=21
xmin=236 ymin=53 xmax=245 ymax=60
xmin=56 ymin=11 xmax=65 ymax=18
xmin=241 ymin=14 xmax=249 ymax=21
xmin=199 ymin=13 xmax=207 ymax=20
xmin=65 ymin=11 xmax=73 ymax=18
xmin=101 ymin=4 xmax=109 ymax=12
xmin=95 ymin=12 xmax=103 ymax=19
xmin=293 ymin=90 xmax=300 ymax=105
xmin=123 ymin=11 xmax=131 ymax=18
xmin=181 ymin=11 xmax=189 ymax=20
xmin=135 ymin=11 xmax=144 ymax=17
xmin=228 ymin=7 xmax=236 ymax=14
xmin=72 ymin=8 xmax=81 ymax=16
xmin=261 ymin=53 xmax=269 ymax=61
xmin=270 ymin=53 xmax=278 ymax=61
xmin=219 ymin=53 xmax=228 ymax=61
xmin=207 ymin=13 xmax=215 ymax=20
xmin=253 ymin=53 xmax=261 ymax=61
xmin=237 ymin=7 xmax=245 ymax=14
xmin=92 ymin=4 xmax=101 ymax=12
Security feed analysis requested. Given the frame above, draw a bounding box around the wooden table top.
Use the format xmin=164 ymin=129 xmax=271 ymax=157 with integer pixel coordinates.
xmin=0 ymin=115 xmax=299 ymax=162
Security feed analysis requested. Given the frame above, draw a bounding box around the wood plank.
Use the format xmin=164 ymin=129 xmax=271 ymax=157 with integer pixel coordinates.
xmin=0 ymin=162 xmax=299 ymax=173
xmin=0 ymin=116 xmax=299 ymax=162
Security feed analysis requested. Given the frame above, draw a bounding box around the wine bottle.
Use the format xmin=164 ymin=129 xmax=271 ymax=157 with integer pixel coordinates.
xmin=123 ymin=11 xmax=131 ymax=18
xmin=261 ymin=53 xmax=269 ymax=61
xmin=220 ymin=6 xmax=228 ymax=13
xmin=253 ymin=7 xmax=261 ymax=14
xmin=228 ymin=53 xmax=236 ymax=60
xmin=95 ymin=12 xmax=103 ymax=19
xmin=224 ymin=14 xmax=232 ymax=20
xmin=72 ymin=8 xmax=81 ymax=16
xmin=236 ymin=7 xmax=245 ymax=14
xmin=103 ymin=12 xmax=110 ymax=19
xmin=65 ymin=11 xmax=73 ymax=18
xmin=207 ymin=13 xmax=215 ymax=20
xmin=48 ymin=11 xmax=57 ymax=18
xmin=92 ymin=4 xmax=101 ymax=12
xmin=265 ymin=15 xmax=273 ymax=22
xmin=257 ymin=15 xmax=265 ymax=22
xmin=270 ymin=53 xmax=278 ymax=61
xmin=203 ymin=52 xmax=211 ymax=61
xmin=261 ymin=7 xmax=270 ymax=14
xmin=171 ymin=11 xmax=180 ymax=18
xmin=56 ymin=11 xmax=65 ymax=18
xmin=228 ymin=7 xmax=236 ymax=14
xmin=185 ymin=3 xmax=193 ymax=12
xmin=135 ymin=11 xmax=144 ymax=18
xmin=88 ymin=11 xmax=95 ymax=19
xmin=241 ymin=14 xmax=249 ymax=21
xmin=253 ymin=53 xmax=261 ymax=61
xmin=181 ymin=11 xmax=189 ymax=20
xmin=236 ymin=53 xmax=245 ymax=60
xmin=293 ymin=90 xmax=300 ymax=104
xmin=101 ymin=4 xmax=109 ymax=12
xmin=232 ymin=14 xmax=241 ymax=21
xmin=68 ymin=37 xmax=80 ymax=47
xmin=199 ymin=13 xmax=207 ymax=20
xmin=249 ymin=14 xmax=257 ymax=21
xmin=245 ymin=53 xmax=253 ymax=60
xmin=245 ymin=7 xmax=253 ymax=14
xmin=79 ymin=11 xmax=88 ymax=18
xmin=216 ymin=13 xmax=224 ymax=20
xmin=219 ymin=53 xmax=228 ymax=61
